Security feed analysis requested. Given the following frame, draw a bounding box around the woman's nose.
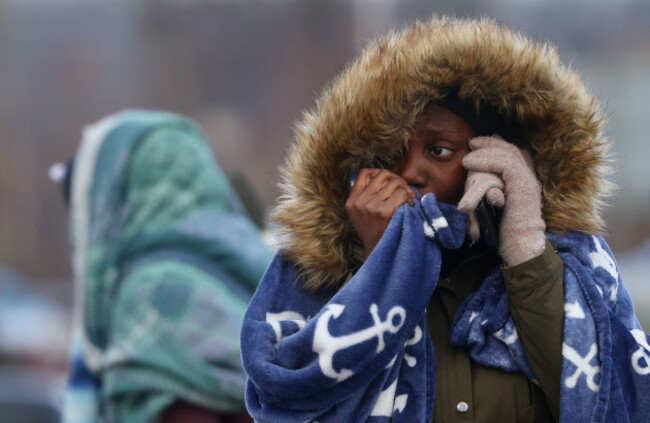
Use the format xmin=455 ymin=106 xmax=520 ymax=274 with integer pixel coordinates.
xmin=394 ymin=151 xmax=426 ymax=188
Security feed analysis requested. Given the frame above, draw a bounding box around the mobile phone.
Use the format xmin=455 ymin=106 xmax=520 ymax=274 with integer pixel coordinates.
xmin=475 ymin=197 xmax=502 ymax=251
xmin=349 ymin=170 xmax=359 ymax=194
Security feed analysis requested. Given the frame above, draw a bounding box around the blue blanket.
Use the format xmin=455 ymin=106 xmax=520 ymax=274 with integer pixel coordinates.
xmin=241 ymin=194 xmax=650 ymax=422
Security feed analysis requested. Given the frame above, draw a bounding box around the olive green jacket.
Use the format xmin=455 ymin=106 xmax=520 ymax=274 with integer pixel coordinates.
xmin=429 ymin=241 xmax=563 ymax=422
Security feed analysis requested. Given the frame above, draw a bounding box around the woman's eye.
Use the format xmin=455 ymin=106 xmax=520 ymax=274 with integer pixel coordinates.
xmin=429 ymin=146 xmax=452 ymax=157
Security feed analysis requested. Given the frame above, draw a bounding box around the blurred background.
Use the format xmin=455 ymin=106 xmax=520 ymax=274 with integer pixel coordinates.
xmin=0 ymin=0 xmax=648 ymax=420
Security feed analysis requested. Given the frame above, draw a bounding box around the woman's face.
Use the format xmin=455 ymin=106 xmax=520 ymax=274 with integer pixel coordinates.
xmin=390 ymin=104 xmax=473 ymax=205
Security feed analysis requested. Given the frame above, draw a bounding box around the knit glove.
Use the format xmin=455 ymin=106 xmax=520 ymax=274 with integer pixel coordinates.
xmin=459 ymin=136 xmax=546 ymax=266
xmin=457 ymin=169 xmax=505 ymax=242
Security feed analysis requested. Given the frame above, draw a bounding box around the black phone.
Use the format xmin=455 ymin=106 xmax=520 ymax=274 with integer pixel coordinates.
xmin=349 ymin=170 xmax=359 ymax=194
xmin=475 ymin=197 xmax=502 ymax=252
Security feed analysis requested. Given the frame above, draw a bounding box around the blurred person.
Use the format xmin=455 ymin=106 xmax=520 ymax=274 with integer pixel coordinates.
xmin=59 ymin=110 xmax=272 ymax=423
xmin=240 ymin=16 xmax=650 ymax=422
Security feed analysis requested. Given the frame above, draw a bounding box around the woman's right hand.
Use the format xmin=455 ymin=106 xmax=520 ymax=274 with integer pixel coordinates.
xmin=345 ymin=168 xmax=417 ymax=258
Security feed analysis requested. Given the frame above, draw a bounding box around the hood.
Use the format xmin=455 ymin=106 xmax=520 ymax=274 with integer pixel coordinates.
xmin=272 ymin=16 xmax=613 ymax=290
xmin=70 ymin=110 xmax=272 ymax=366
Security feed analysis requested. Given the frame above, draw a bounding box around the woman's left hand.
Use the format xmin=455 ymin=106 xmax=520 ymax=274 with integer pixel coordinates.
xmin=460 ymin=136 xmax=546 ymax=266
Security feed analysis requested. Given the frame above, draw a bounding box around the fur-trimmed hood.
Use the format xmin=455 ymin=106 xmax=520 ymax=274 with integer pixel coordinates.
xmin=272 ymin=16 xmax=613 ymax=290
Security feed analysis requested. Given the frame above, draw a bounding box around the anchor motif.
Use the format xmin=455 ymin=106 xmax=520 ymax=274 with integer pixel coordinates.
xmin=403 ymin=326 xmax=422 ymax=367
xmin=423 ymin=216 xmax=449 ymax=240
xmin=370 ymin=379 xmax=408 ymax=417
xmin=564 ymin=301 xmax=586 ymax=319
xmin=494 ymin=324 xmax=519 ymax=345
xmin=630 ymin=329 xmax=650 ymax=376
xmin=266 ymin=311 xmax=308 ymax=349
xmin=589 ymin=236 xmax=619 ymax=302
xmin=313 ymin=303 xmax=406 ymax=382
xmin=563 ymin=342 xmax=600 ymax=392
xmin=385 ymin=325 xmax=424 ymax=369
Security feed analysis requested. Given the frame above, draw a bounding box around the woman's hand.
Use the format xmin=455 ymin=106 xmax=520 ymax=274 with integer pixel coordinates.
xmin=461 ymin=136 xmax=546 ymax=266
xmin=345 ymin=168 xmax=417 ymax=258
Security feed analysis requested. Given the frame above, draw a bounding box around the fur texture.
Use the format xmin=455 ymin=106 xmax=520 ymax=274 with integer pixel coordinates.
xmin=272 ymin=16 xmax=613 ymax=289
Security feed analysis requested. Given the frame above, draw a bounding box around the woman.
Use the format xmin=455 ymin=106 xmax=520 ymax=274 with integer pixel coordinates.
xmin=62 ymin=110 xmax=272 ymax=423
xmin=241 ymin=16 xmax=650 ymax=422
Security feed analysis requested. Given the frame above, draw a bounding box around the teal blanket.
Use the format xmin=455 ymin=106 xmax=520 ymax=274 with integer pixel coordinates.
xmin=62 ymin=111 xmax=272 ymax=423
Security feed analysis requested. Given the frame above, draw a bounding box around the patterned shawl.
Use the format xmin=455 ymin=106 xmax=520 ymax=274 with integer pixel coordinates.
xmin=63 ymin=110 xmax=272 ymax=423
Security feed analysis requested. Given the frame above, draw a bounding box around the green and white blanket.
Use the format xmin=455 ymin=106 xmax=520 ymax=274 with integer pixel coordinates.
xmin=62 ymin=110 xmax=272 ymax=423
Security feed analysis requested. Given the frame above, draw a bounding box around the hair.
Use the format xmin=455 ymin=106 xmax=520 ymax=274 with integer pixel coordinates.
xmin=436 ymin=91 xmax=527 ymax=148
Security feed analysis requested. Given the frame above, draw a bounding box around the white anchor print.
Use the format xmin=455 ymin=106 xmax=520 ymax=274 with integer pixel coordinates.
xmin=370 ymin=379 xmax=408 ymax=417
xmin=494 ymin=325 xmax=519 ymax=345
xmin=423 ymin=216 xmax=449 ymax=240
xmin=266 ymin=311 xmax=308 ymax=349
xmin=423 ymin=222 xmax=435 ymax=239
xmin=630 ymin=329 xmax=650 ymax=376
xmin=589 ymin=236 xmax=619 ymax=301
xmin=386 ymin=324 xmax=424 ymax=369
xmin=313 ymin=303 xmax=406 ymax=382
xmin=563 ymin=342 xmax=600 ymax=392
xmin=404 ymin=325 xmax=423 ymax=367
xmin=564 ymin=301 xmax=586 ymax=319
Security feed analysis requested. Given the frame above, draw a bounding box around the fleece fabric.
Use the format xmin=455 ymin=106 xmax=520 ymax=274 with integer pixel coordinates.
xmin=243 ymin=193 xmax=466 ymax=422
xmin=243 ymin=195 xmax=650 ymax=422
xmin=62 ymin=110 xmax=272 ymax=423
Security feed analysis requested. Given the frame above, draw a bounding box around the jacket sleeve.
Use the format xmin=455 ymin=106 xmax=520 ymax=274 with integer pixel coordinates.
xmin=501 ymin=240 xmax=564 ymax=420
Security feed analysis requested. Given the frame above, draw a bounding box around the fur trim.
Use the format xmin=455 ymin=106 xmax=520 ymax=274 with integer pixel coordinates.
xmin=272 ymin=16 xmax=613 ymax=289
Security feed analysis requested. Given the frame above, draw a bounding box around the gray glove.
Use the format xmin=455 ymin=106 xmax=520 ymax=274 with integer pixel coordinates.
xmin=457 ymin=169 xmax=504 ymax=242
xmin=459 ymin=136 xmax=546 ymax=266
